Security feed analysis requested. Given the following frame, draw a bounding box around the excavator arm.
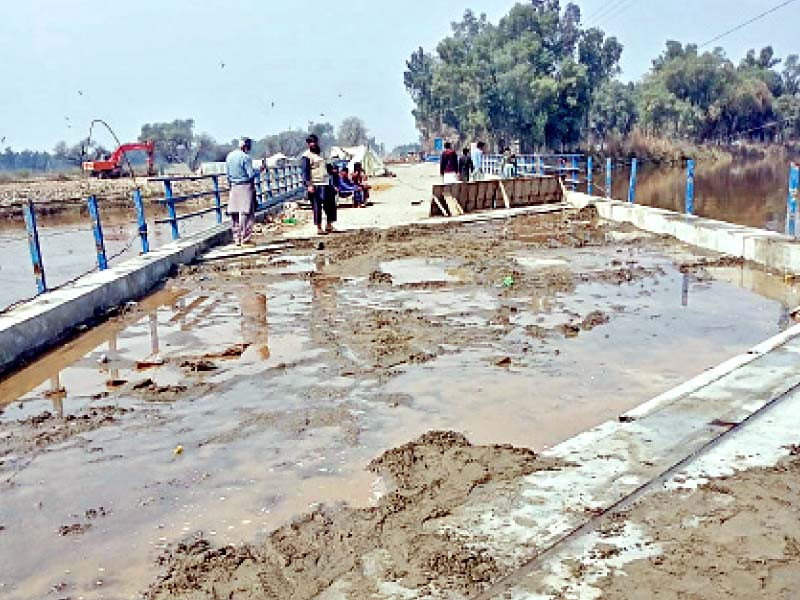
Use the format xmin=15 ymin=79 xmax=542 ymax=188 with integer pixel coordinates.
xmin=83 ymin=140 xmax=155 ymax=177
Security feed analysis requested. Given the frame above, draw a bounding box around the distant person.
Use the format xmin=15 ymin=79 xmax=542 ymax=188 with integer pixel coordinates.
xmin=439 ymin=142 xmax=459 ymax=184
xmin=458 ymin=147 xmax=474 ymax=182
xmin=351 ymin=161 xmax=370 ymax=207
xmin=473 ymin=141 xmax=485 ymax=180
xmin=502 ymin=147 xmax=517 ymax=179
xmin=301 ymin=133 xmax=337 ymax=235
xmin=337 ymin=166 xmax=364 ymax=207
xmin=225 ymin=137 xmax=258 ymax=246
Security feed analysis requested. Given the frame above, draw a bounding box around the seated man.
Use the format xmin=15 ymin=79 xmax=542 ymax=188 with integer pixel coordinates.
xmin=337 ymin=167 xmax=364 ymax=206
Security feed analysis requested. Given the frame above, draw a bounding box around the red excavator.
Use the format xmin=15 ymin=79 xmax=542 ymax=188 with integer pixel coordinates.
xmin=82 ymin=140 xmax=156 ymax=178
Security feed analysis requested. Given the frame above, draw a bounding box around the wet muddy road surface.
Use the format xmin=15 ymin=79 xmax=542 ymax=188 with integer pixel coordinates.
xmin=0 ymin=209 xmax=797 ymax=599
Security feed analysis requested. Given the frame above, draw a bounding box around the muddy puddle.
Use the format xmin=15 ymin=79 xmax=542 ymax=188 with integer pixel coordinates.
xmin=1 ymin=209 xmax=799 ymax=599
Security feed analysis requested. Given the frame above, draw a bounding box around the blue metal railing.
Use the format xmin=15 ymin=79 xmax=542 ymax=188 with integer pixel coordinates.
xmin=12 ymin=158 xmax=800 ymax=309
xmin=148 ymin=163 xmax=304 ymax=241
xmin=12 ymin=162 xmax=304 ymax=306
xmin=484 ymin=153 xmax=584 ymax=187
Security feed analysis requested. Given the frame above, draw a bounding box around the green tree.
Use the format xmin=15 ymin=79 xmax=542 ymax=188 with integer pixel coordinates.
xmin=337 ymin=116 xmax=369 ymax=146
xmin=404 ymin=2 xmax=622 ymax=151
xmin=139 ymin=119 xmax=195 ymax=164
xmin=258 ymin=130 xmax=307 ymax=156
xmin=589 ymin=80 xmax=637 ymax=143
xmin=775 ymin=94 xmax=800 ymax=140
xmin=782 ymin=54 xmax=800 ymax=96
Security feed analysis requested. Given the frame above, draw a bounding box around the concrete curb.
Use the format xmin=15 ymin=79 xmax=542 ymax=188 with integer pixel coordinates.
xmin=622 ymin=322 xmax=800 ymax=420
xmin=568 ymin=192 xmax=800 ymax=274
xmin=0 ymin=223 xmax=232 ymax=376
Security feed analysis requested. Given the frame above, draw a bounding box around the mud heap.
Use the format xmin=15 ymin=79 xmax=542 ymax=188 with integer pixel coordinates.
xmin=147 ymin=431 xmax=563 ymax=599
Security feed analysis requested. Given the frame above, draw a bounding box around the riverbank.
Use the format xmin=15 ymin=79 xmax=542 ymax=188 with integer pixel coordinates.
xmin=588 ymin=134 xmax=798 ymax=166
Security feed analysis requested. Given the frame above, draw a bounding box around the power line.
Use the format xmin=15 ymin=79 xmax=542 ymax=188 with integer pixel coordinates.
xmin=593 ymin=0 xmax=636 ymax=27
xmin=585 ymin=0 xmax=625 ymax=22
xmin=586 ymin=0 xmax=628 ymax=26
xmin=698 ymin=0 xmax=799 ymax=49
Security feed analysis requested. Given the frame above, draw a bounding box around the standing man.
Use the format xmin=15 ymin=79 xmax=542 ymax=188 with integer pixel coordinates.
xmin=458 ymin=147 xmax=474 ymax=182
xmin=473 ymin=141 xmax=485 ymax=180
xmin=225 ymin=137 xmax=258 ymax=246
xmin=439 ymin=141 xmax=459 ymax=184
xmin=301 ymin=133 xmax=337 ymax=235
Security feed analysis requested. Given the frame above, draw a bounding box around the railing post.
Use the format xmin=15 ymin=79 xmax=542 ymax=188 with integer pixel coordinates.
xmin=685 ymin=159 xmax=695 ymax=216
xmin=211 ymin=175 xmax=223 ymax=224
xmin=87 ymin=195 xmax=108 ymax=271
xmin=587 ymin=156 xmax=593 ymax=196
xmin=605 ymin=158 xmax=612 ymax=199
xmin=132 ymin=188 xmax=149 ymax=253
xmin=570 ymin=156 xmax=578 ymax=190
xmin=787 ymin=163 xmax=799 ymax=237
xmin=264 ymin=167 xmax=273 ymax=206
xmin=254 ymin=171 xmax=264 ymax=211
xmin=627 ymin=157 xmax=638 ymax=204
xmin=281 ymin=166 xmax=288 ymax=194
xmin=23 ymin=200 xmax=47 ymax=294
xmin=163 ymin=180 xmax=179 ymax=240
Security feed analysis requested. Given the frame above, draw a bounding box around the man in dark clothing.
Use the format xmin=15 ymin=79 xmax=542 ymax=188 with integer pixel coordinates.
xmin=458 ymin=147 xmax=474 ymax=182
xmin=439 ymin=142 xmax=459 ymax=184
xmin=301 ymin=134 xmax=337 ymax=235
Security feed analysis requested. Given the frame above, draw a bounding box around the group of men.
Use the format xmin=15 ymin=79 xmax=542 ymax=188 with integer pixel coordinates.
xmin=224 ymin=133 xmax=367 ymax=243
xmin=439 ymin=141 xmax=486 ymax=184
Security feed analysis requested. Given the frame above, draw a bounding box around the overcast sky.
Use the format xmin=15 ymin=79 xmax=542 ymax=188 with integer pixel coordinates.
xmin=0 ymin=0 xmax=796 ymax=152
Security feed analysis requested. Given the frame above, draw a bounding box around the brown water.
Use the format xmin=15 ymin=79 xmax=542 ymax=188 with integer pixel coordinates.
xmin=0 ymin=204 xmax=221 ymax=311
xmin=1 ymin=215 xmax=799 ymax=599
xmin=607 ymin=153 xmax=797 ymax=233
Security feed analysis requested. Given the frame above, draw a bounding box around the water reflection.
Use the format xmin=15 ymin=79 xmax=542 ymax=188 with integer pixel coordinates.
xmin=681 ymin=272 xmax=689 ymax=307
xmin=240 ymin=291 xmax=270 ymax=360
xmin=0 ymin=288 xmax=185 ymax=408
xmin=609 ymin=152 xmax=798 ymax=232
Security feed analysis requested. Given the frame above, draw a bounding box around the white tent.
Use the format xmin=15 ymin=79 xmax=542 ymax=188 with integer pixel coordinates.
xmin=265 ymin=153 xmax=288 ymax=167
xmin=330 ymin=145 xmax=386 ymax=176
xmin=198 ymin=162 xmax=226 ymax=175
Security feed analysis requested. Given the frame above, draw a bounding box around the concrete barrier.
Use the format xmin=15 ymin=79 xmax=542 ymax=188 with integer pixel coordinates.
xmin=569 ymin=192 xmax=800 ymax=274
xmin=0 ymin=223 xmax=232 ymax=376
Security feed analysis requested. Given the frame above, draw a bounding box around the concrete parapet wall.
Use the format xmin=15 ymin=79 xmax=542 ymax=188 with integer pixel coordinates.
xmin=570 ymin=193 xmax=800 ymax=274
xmin=0 ymin=224 xmax=232 ymax=376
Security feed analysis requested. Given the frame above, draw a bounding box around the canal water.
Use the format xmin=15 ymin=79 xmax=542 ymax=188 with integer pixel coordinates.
xmin=0 ymin=206 xmax=220 ymax=311
xmin=607 ymin=150 xmax=797 ymax=233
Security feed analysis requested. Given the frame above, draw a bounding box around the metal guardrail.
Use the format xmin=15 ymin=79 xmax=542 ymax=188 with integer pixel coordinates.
xmin=484 ymin=154 xmax=584 ymax=190
xmin=149 ymin=163 xmax=304 ymax=240
xmin=13 ymin=162 xmax=305 ymax=307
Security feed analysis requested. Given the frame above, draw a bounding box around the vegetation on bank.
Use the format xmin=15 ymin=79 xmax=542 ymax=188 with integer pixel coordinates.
xmin=404 ymin=0 xmax=800 ymax=158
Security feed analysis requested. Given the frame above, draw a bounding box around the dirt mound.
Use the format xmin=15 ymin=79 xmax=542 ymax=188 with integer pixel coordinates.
xmin=146 ymin=431 xmax=563 ymax=600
